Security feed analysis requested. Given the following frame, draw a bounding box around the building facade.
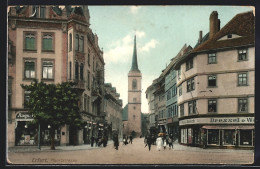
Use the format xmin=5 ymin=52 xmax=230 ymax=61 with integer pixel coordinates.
xmin=8 ymin=5 xmax=105 ymax=147
xmin=104 ymin=83 xmax=123 ymax=139
xmin=175 ymin=11 xmax=255 ymax=148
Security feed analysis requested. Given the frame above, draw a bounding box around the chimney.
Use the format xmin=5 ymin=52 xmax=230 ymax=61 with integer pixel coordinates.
xmin=209 ymin=11 xmax=219 ymax=39
xmin=199 ymin=31 xmax=203 ymax=43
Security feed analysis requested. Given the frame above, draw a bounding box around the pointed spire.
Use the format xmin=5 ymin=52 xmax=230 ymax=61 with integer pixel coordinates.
xmin=130 ymin=35 xmax=140 ymax=72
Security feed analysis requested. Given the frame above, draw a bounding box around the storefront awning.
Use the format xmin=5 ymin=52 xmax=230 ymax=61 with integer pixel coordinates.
xmin=202 ymin=125 xmax=254 ymax=130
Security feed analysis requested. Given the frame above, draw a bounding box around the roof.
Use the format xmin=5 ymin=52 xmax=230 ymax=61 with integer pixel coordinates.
xmin=122 ymin=104 xmax=128 ymax=121
xmin=193 ymin=11 xmax=254 ymax=53
xmin=130 ymin=35 xmax=140 ymax=72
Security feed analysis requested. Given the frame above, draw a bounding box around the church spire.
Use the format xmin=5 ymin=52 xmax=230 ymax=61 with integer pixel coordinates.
xmin=130 ymin=35 xmax=140 ymax=72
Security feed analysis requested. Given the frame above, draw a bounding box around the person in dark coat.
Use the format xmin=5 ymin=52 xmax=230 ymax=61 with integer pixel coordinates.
xmin=147 ymin=135 xmax=152 ymax=151
xmin=129 ymin=135 xmax=133 ymax=144
xmin=113 ymin=134 xmax=119 ymax=150
xmin=91 ymin=136 xmax=95 ymax=147
xmin=95 ymin=137 xmax=99 ymax=147
xmin=103 ymin=136 xmax=108 ymax=147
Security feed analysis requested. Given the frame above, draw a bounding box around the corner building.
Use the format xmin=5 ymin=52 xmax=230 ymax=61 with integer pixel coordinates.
xmin=175 ymin=11 xmax=255 ymax=148
xmin=8 ymin=5 xmax=105 ymax=147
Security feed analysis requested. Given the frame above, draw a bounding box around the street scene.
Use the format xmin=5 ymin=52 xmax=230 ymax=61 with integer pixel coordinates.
xmin=8 ymin=138 xmax=254 ymax=164
xmin=7 ymin=5 xmax=255 ymax=165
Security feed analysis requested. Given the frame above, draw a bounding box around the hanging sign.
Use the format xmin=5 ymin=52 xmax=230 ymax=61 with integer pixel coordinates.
xmin=16 ymin=112 xmax=34 ymax=121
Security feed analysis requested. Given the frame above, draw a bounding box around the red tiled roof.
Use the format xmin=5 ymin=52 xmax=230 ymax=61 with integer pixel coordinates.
xmin=193 ymin=11 xmax=255 ymax=53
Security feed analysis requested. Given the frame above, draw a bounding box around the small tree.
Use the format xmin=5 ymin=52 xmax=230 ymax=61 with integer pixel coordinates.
xmin=21 ymin=80 xmax=84 ymax=150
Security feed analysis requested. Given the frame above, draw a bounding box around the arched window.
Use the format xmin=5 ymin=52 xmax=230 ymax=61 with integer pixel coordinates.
xmin=69 ymin=33 xmax=72 ymax=51
xmin=132 ymin=79 xmax=137 ymax=89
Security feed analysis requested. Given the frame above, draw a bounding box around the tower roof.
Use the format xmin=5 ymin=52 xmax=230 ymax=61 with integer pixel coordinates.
xmin=130 ymin=35 xmax=140 ymax=72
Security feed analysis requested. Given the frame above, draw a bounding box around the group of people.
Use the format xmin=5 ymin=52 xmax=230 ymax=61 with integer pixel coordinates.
xmin=123 ymin=135 xmax=133 ymax=145
xmin=91 ymin=135 xmax=108 ymax=148
xmin=144 ymin=134 xmax=175 ymax=151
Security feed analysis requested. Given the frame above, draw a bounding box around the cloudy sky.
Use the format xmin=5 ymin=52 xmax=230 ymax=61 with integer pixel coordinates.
xmin=87 ymin=6 xmax=253 ymax=113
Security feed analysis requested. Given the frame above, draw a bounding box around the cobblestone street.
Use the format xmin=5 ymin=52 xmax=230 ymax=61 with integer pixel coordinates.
xmin=7 ymin=138 xmax=254 ymax=165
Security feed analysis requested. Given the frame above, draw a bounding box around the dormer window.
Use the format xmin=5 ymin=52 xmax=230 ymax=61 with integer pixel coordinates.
xmin=227 ymin=34 xmax=232 ymax=39
xmin=32 ymin=6 xmax=46 ymax=18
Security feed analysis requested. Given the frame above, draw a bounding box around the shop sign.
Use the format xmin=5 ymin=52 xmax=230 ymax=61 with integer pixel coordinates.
xmin=179 ymin=117 xmax=254 ymax=126
xmin=16 ymin=112 xmax=34 ymax=120
xmin=167 ymin=118 xmax=172 ymax=123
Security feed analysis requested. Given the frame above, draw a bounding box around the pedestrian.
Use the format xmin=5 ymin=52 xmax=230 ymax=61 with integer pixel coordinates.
xmin=168 ymin=137 xmax=173 ymax=149
xmin=144 ymin=135 xmax=147 ymax=147
xmin=95 ymin=137 xmax=98 ymax=147
xmin=129 ymin=135 xmax=133 ymax=144
xmin=147 ymin=135 xmax=152 ymax=151
xmin=156 ymin=136 xmax=163 ymax=151
xmin=163 ymin=138 xmax=167 ymax=150
xmin=123 ymin=135 xmax=128 ymax=145
xmin=113 ymin=134 xmax=119 ymax=150
xmin=91 ymin=136 xmax=95 ymax=147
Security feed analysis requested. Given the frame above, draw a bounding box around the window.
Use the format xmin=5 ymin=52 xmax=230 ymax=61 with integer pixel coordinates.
xmin=172 ymin=84 xmax=177 ymax=97
xmin=238 ymin=73 xmax=247 ymax=86
xmin=79 ymin=36 xmax=84 ymax=52
xmin=40 ymin=6 xmax=46 ymax=18
xmin=42 ymin=60 xmax=54 ymax=79
xmin=133 ymin=98 xmax=136 ymax=102
xmin=80 ymin=63 xmax=84 ymax=80
xmin=24 ymin=90 xmax=31 ymax=108
xmin=187 ymin=77 xmax=195 ymax=92
xmin=88 ymin=52 xmax=90 ymax=66
xmin=87 ymin=71 xmax=90 ymax=89
xmin=208 ymin=75 xmax=217 ymax=87
xmin=132 ymin=79 xmax=137 ymax=89
xmin=208 ymin=99 xmax=217 ymax=113
xmin=208 ymin=53 xmax=216 ymax=64
xmin=227 ymin=34 xmax=232 ymax=39
xmin=167 ymin=90 xmax=171 ymax=100
xmin=75 ymin=62 xmax=79 ymax=80
xmin=208 ymin=130 xmax=219 ymax=145
xmin=171 ymin=106 xmax=174 ymax=117
xmin=133 ymin=106 xmax=136 ymax=110
xmin=180 ymin=104 xmax=184 ymax=117
xmin=42 ymin=33 xmax=54 ymax=51
xmin=186 ymin=58 xmax=193 ymax=71
xmin=24 ymin=60 xmax=35 ymax=79
xmin=69 ymin=62 xmax=72 ymax=80
xmin=69 ymin=33 xmax=72 ymax=51
xmin=238 ymin=49 xmax=247 ymax=61
xmin=179 ymin=85 xmax=182 ymax=96
xmin=188 ymin=100 xmax=196 ymax=115
xmin=24 ymin=33 xmax=36 ymax=51
xmin=32 ymin=6 xmax=39 ymax=18
xmin=75 ymin=34 xmax=79 ymax=51
xmin=238 ymin=98 xmax=248 ymax=112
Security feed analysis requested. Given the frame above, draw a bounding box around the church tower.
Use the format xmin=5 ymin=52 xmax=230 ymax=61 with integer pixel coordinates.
xmin=127 ymin=35 xmax=142 ymax=137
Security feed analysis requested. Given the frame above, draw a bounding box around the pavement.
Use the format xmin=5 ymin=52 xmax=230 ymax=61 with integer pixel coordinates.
xmin=8 ymin=139 xmax=253 ymax=154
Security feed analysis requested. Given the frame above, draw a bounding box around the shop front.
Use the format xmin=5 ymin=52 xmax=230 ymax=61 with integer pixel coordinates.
xmin=167 ymin=117 xmax=179 ymax=141
xmin=179 ymin=115 xmax=254 ymax=148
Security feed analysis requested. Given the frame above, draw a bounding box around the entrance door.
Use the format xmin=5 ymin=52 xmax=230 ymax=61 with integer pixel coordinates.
xmin=69 ymin=126 xmax=78 ymax=145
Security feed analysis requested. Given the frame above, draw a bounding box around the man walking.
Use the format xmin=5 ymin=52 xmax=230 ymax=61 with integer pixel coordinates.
xmin=147 ymin=135 xmax=152 ymax=151
xmin=129 ymin=135 xmax=133 ymax=144
xmin=113 ymin=133 xmax=119 ymax=150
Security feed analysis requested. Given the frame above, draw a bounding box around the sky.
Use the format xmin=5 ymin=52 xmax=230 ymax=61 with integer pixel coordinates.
xmin=87 ymin=5 xmax=253 ymax=113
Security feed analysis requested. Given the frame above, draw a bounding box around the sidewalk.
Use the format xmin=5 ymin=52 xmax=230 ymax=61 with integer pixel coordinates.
xmin=8 ymin=140 xmax=115 ymax=152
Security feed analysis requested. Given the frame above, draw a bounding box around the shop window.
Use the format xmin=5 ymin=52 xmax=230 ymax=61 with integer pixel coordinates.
xmin=238 ymin=73 xmax=248 ymax=86
xmin=42 ymin=60 xmax=54 ymax=80
xmin=24 ymin=60 xmax=36 ymax=79
xmin=24 ymin=33 xmax=36 ymax=51
xmin=208 ymin=75 xmax=217 ymax=87
xmin=208 ymin=99 xmax=217 ymax=113
xmin=42 ymin=33 xmax=54 ymax=52
xmin=224 ymin=130 xmax=235 ymax=145
xmin=240 ymin=130 xmax=252 ymax=146
xmin=208 ymin=130 xmax=219 ymax=145
xmin=187 ymin=77 xmax=195 ymax=92
xmin=238 ymin=49 xmax=247 ymax=61
xmin=238 ymin=98 xmax=248 ymax=112
xmin=208 ymin=53 xmax=216 ymax=64
xmin=186 ymin=58 xmax=193 ymax=71
xmin=188 ymin=100 xmax=196 ymax=115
